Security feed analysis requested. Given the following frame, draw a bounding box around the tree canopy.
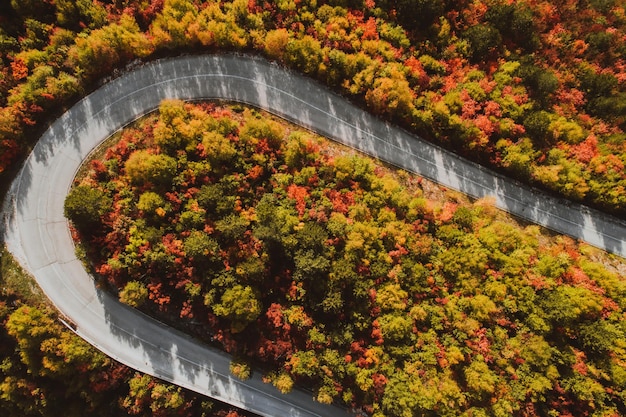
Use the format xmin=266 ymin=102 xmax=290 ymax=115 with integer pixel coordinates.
xmin=69 ymin=100 xmax=626 ymax=416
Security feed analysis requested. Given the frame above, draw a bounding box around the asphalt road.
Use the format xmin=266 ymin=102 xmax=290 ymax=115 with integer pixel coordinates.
xmin=2 ymin=54 xmax=626 ymax=416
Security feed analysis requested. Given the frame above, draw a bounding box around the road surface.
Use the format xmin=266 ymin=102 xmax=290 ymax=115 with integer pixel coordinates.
xmin=2 ymin=54 xmax=626 ymax=416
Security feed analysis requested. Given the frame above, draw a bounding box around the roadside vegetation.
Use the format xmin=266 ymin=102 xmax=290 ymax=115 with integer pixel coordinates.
xmin=67 ymin=100 xmax=626 ymax=416
xmin=2 ymin=1 xmax=626 ymax=416
xmin=0 ymin=247 xmax=256 ymax=416
xmin=1 ymin=0 xmax=626 ymax=214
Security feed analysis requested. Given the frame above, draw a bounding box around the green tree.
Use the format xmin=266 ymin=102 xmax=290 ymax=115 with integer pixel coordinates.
xmin=485 ymin=2 xmax=538 ymax=51
xmin=183 ymin=231 xmax=220 ymax=265
xmin=5 ymin=305 xmax=56 ymax=373
xmin=464 ymin=355 xmax=498 ymax=398
xmin=543 ymin=285 xmax=604 ymax=326
xmin=55 ymin=0 xmax=107 ymax=29
xmin=64 ymin=185 xmax=111 ymax=229
xmin=378 ymin=313 xmax=413 ymax=343
xmin=463 ymin=24 xmax=502 ymax=62
xmin=365 ymin=64 xmax=416 ymax=120
xmin=240 ymin=115 xmax=285 ymax=149
xmin=284 ymin=35 xmax=323 ymax=75
xmin=137 ymin=191 xmax=165 ymax=215
xmin=523 ymin=110 xmax=553 ymax=146
xmin=119 ymin=281 xmax=148 ymax=308
xmin=212 ymin=285 xmax=261 ymax=333
xmin=385 ymin=0 xmax=445 ymax=31
xmin=196 ymin=183 xmax=236 ymax=216
xmin=124 ymin=150 xmax=177 ymax=187
xmin=215 ymin=214 xmax=250 ymax=243
xmin=68 ymin=15 xmax=152 ymax=79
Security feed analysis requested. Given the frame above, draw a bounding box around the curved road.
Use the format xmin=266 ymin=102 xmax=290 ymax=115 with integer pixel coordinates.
xmin=2 ymin=54 xmax=626 ymax=416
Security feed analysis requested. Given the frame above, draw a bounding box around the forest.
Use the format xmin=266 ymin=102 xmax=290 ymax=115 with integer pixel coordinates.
xmin=0 ymin=0 xmax=626 ymax=215
xmin=66 ymin=100 xmax=626 ymax=416
xmin=1 ymin=0 xmax=626 ymax=415
xmin=0 ymin=246 xmax=255 ymax=416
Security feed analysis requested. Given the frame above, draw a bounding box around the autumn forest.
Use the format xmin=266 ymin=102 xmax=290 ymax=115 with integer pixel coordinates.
xmin=2 ymin=0 xmax=626 ymax=416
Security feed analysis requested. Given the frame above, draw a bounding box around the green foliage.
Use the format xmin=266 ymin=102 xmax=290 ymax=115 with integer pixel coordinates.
xmin=64 ymin=184 xmax=111 ymax=229
xmin=517 ymin=63 xmax=559 ymax=106
xmin=54 ymin=0 xmax=107 ymax=29
xmin=523 ymin=110 xmax=553 ymax=146
xmin=212 ymin=285 xmax=261 ymax=333
xmin=284 ymin=35 xmax=323 ymax=75
xmin=4 ymin=0 xmax=626 ymax=411
xmin=485 ymin=2 xmax=538 ymax=51
xmin=137 ymin=191 xmax=165 ymax=215
xmin=463 ymin=24 xmax=502 ymax=62
xmin=384 ymin=0 xmax=445 ymax=30
xmin=119 ymin=281 xmax=148 ymax=308
xmin=240 ymin=114 xmax=285 ymax=149
xmin=124 ymin=151 xmax=177 ymax=187
xmin=73 ymin=102 xmax=626 ymax=416
xmin=68 ymin=15 xmax=152 ymax=79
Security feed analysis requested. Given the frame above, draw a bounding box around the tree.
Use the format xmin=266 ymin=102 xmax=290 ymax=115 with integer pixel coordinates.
xmin=9 ymin=0 xmax=54 ymax=18
xmin=137 ymin=191 xmax=165 ymax=215
xmin=485 ymin=2 xmax=539 ymax=51
xmin=543 ymin=285 xmax=604 ymax=326
xmin=240 ymin=115 xmax=285 ymax=150
xmin=271 ymin=372 xmax=294 ymax=394
xmin=264 ymin=28 xmax=290 ymax=60
xmin=365 ymin=64 xmax=416 ymax=120
xmin=523 ymin=110 xmax=553 ymax=147
xmin=229 ymin=359 xmax=251 ymax=380
xmin=54 ymin=0 xmax=107 ymax=29
xmin=378 ymin=313 xmax=412 ymax=343
xmin=148 ymin=0 xmax=198 ymax=49
xmin=119 ymin=281 xmax=148 ymax=308
xmin=463 ymin=24 xmax=502 ymax=63
xmin=68 ymin=14 xmax=152 ymax=79
xmin=385 ymin=0 xmax=445 ymax=31
xmin=124 ymin=150 xmax=177 ymax=187
xmin=212 ymin=285 xmax=261 ymax=333
xmin=464 ymin=355 xmax=498 ymax=398
xmin=215 ymin=214 xmax=250 ymax=243
xmin=183 ymin=231 xmax=220 ymax=265
xmin=5 ymin=305 xmax=56 ymax=373
xmin=284 ymin=35 xmax=323 ymax=75
xmin=64 ymin=184 xmax=111 ymax=229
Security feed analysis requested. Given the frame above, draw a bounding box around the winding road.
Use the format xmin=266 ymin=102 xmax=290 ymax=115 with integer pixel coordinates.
xmin=2 ymin=54 xmax=626 ymax=416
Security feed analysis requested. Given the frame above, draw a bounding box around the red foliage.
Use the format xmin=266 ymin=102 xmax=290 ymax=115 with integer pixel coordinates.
xmin=325 ymin=189 xmax=355 ymax=215
xmin=370 ymin=319 xmax=384 ymax=346
xmin=569 ymin=134 xmax=598 ymax=164
xmin=286 ymin=183 xmax=309 ymax=216
xmin=466 ymin=327 xmax=492 ymax=362
xmin=10 ymin=59 xmax=28 ymax=81
xmin=371 ymin=373 xmax=387 ymax=397
xmin=360 ymin=18 xmax=379 ymax=41
xmin=438 ymin=201 xmax=457 ymax=223
xmin=247 ymin=165 xmax=264 ymax=181
xmin=148 ymin=282 xmax=171 ymax=307
xmin=0 ymin=139 xmax=20 ymax=173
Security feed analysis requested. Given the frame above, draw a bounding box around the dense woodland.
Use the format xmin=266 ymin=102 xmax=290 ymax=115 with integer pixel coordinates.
xmin=0 ymin=0 xmax=625 ymax=213
xmin=0 ymin=249 xmax=255 ymax=416
xmin=2 ymin=0 xmax=626 ymax=416
xmin=66 ymin=100 xmax=626 ymax=416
